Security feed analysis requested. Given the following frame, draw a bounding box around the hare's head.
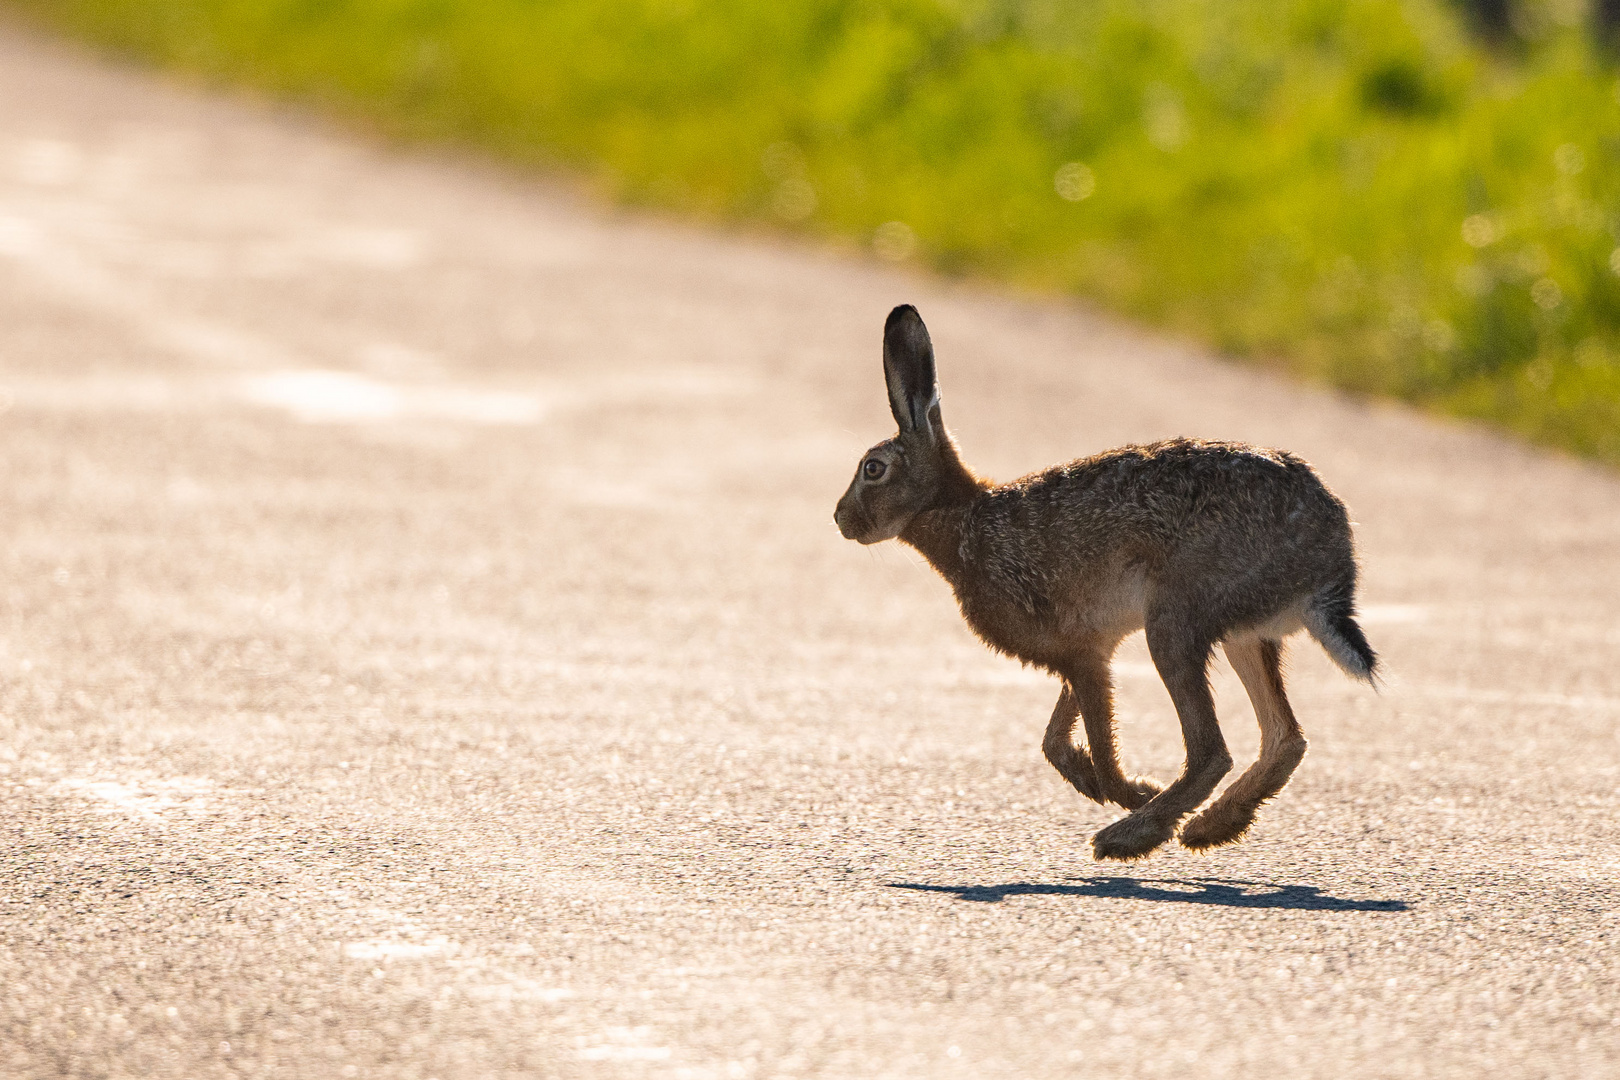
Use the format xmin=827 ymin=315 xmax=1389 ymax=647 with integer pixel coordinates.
xmin=836 ymin=306 xmax=975 ymax=544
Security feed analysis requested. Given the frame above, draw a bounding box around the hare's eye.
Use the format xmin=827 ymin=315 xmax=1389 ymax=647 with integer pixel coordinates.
xmin=863 ymin=459 xmax=887 ymax=481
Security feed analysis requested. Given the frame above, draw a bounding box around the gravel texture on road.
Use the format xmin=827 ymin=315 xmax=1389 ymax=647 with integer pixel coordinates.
xmin=1 ymin=20 xmax=1617 ymax=1080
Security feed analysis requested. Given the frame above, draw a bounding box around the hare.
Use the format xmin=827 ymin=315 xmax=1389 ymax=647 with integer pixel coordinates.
xmin=834 ymin=305 xmax=1377 ymax=860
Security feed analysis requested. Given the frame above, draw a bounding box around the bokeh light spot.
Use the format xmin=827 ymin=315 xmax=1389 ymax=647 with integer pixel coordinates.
xmin=1461 ymin=214 xmax=1498 ymax=248
xmin=1054 ymin=162 xmax=1095 ymax=201
xmin=1530 ymin=277 xmax=1562 ymax=310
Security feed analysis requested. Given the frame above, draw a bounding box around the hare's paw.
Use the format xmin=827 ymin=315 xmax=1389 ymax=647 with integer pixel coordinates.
xmin=1177 ymin=801 xmax=1258 ymax=852
xmin=1067 ymin=774 xmax=1106 ymax=805
xmin=1114 ymin=774 xmax=1164 ymax=811
xmin=1045 ymin=743 xmax=1106 ymax=805
xmin=1060 ymin=759 xmax=1106 ymax=805
xmin=1091 ymin=812 xmax=1176 ymax=862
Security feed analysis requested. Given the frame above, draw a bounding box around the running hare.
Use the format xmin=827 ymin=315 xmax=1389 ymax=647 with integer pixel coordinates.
xmin=834 ymin=305 xmax=1377 ymax=860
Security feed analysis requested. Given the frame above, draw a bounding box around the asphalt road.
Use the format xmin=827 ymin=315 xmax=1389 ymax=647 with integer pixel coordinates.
xmin=1 ymin=19 xmax=1617 ymax=1080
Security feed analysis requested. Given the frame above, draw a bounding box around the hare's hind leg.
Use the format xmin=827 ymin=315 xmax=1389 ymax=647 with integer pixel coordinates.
xmin=1042 ymin=683 xmax=1104 ymax=804
xmin=1179 ymin=637 xmax=1307 ymax=851
xmin=1062 ymin=649 xmax=1162 ymax=810
xmin=1092 ymin=620 xmax=1232 ymax=861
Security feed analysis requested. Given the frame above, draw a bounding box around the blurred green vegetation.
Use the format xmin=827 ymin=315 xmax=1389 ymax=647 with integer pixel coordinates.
xmin=13 ymin=0 xmax=1620 ymax=462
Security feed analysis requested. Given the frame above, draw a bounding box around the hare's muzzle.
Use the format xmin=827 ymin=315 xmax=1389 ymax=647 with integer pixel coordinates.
xmin=833 ymin=493 xmax=872 ymax=543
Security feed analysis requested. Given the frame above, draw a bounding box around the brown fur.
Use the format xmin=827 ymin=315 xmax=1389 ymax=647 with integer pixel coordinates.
xmin=835 ymin=306 xmax=1376 ymax=860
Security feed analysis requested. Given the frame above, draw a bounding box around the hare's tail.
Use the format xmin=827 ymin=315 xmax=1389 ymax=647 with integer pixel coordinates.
xmin=1304 ymin=584 xmax=1378 ymax=684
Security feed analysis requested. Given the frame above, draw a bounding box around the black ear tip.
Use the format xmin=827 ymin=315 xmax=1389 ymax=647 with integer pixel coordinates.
xmin=883 ymin=306 xmax=931 ymax=356
xmin=885 ymin=304 xmax=921 ymax=333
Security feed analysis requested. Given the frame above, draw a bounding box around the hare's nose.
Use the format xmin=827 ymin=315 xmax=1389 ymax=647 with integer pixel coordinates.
xmin=833 ymin=501 xmax=859 ymax=540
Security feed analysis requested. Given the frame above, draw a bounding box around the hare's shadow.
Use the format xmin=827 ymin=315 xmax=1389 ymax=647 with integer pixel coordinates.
xmin=887 ymin=877 xmax=1407 ymax=911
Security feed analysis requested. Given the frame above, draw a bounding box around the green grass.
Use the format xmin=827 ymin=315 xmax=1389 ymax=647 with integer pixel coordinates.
xmin=13 ymin=0 xmax=1620 ymax=462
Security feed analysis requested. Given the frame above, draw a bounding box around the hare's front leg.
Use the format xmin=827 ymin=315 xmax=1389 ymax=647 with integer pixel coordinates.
xmin=1092 ymin=621 xmax=1232 ymax=861
xmin=1065 ymin=650 xmax=1163 ymax=810
xmin=1042 ymin=683 xmax=1103 ymax=803
xmin=1179 ymin=637 xmax=1307 ymax=851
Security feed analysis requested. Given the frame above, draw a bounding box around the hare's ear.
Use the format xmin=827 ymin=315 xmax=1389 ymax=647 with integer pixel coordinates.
xmin=883 ymin=304 xmax=941 ymax=438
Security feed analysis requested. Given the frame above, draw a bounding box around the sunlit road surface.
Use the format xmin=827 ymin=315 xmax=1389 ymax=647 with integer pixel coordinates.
xmin=1 ymin=21 xmax=1617 ymax=1080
